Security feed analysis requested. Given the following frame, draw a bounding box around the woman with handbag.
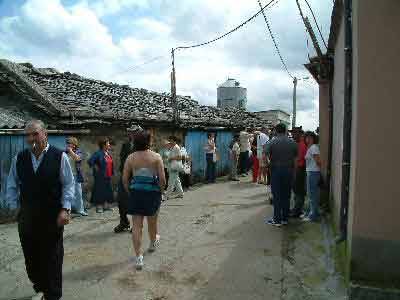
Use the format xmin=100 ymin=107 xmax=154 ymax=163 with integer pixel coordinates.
xmin=165 ymin=136 xmax=184 ymax=200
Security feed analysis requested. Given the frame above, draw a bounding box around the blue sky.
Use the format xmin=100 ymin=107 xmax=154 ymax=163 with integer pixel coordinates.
xmin=0 ymin=0 xmax=333 ymax=130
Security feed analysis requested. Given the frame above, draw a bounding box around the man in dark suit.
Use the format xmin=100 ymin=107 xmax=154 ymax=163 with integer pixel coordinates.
xmin=6 ymin=119 xmax=74 ymax=300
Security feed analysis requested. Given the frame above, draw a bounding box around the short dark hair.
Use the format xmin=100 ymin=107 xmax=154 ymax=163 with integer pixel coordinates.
xmin=304 ymin=131 xmax=319 ymax=144
xmin=168 ymin=135 xmax=178 ymax=143
xmin=275 ymin=123 xmax=287 ymax=134
xmin=98 ymin=137 xmax=109 ymax=149
xmin=135 ymin=131 xmax=151 ymax=151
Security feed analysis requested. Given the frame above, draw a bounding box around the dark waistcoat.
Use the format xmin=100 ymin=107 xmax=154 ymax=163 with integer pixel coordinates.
xmin=16 ymin=146 xmax=63 ymax=230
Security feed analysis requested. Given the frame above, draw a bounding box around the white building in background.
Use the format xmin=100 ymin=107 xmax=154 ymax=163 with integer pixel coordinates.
xmin=217 ymin=78 xmax=247 ymax=110
xmin=254 ymin=110 xmax=291 ymax=128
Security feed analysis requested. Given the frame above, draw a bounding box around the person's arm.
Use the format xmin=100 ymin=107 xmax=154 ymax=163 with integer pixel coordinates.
xmin=60 ymin=153 xmax=74 ymax=211
xmin=313 ymin=154 xmax=322 ymax=167
xmin=122 ymin=156 xmax=132 ymax=193
xmin=156 ymin=155 xmax=166 ymax=192
xmin=58 ymin=153 xmax=74 ymax=226
xmin=6 ymin=156 xmax=20 ymax=209
xmin=68 ymin=148 xmax=81 ymax=162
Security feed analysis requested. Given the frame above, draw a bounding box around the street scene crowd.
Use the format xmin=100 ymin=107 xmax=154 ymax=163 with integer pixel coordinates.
xmin=5 ymin=119 xmax=320 ymax=300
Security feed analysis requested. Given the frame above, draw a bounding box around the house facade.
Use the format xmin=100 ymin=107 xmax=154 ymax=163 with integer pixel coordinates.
xmin=306 ymin=0 xmax=400 ymax=298
xmin=0 ymin=59 xmax=265 ymax=213
xmin=254 ymin=109 xmax=291 ymax=128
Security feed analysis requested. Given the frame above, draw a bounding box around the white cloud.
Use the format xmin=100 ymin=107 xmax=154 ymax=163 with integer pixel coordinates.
xmin=0 ymin=0 xmax=332 ymax=129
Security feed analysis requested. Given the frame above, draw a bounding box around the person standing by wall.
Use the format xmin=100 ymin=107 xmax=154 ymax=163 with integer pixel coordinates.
xmin=114 ymin=125 xmax=143 ymax=233
xmin=256 ymin=127 xmax=270 ymax=184
xmin=204 ymin=133 xmax=216 ymax=183
xmin=303 ymin=131 xmax=321 ymax=222
xmin=6 ymin=119 xmax=74 ymax=300
xmin=166 ymin=136 xmax=184 ymax=199
xmin=290 ymin=130 xmax=307 ymax=218
xmin=179 ymin=141 xmax=191 ymax=190
xmin=229 ymin=135 xmax=240 ymax=181
xmin=265 ymin=124 xmax=298 ymax=227
xmin=88 ymin=137 xmax=114 ymax=213
xmin=239 ymin=129 xmax=251 ymax=176
xmin=66 ymin=137 xmax=88 ymax=217
xmin=251 ymin=136 xmax=259 ymax=183
xmin=122 ymin=130 xmax=166 ymax=270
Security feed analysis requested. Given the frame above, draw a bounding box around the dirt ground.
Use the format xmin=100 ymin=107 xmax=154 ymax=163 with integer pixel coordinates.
xmin=0 ymin=178 xmax=347 ymax=300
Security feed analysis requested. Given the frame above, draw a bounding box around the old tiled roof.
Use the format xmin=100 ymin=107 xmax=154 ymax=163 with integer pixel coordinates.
xmin=0 ymin=59 xmax=265 ymax=129
xmin=0 ymin=107 xmax=28 ymax=129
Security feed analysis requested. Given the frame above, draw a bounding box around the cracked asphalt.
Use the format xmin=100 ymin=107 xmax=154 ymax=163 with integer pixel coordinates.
xmin=0 ymin=178 xmax=347 ymax=300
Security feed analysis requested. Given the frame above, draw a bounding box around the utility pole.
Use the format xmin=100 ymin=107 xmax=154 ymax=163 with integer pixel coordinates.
xmin=292 ymin=77 xmax=298 ymax=129
xmin=171 ymin=48 xmax=179 ymax=124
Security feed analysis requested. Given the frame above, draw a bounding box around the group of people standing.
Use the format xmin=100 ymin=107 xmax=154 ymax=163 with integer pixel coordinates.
xmin=228 ymin=127 xmax=271 ymax=183
xmin=265 ymin=123 xmax=321 ymax=227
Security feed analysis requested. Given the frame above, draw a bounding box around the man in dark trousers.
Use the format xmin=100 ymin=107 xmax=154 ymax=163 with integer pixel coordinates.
xmin=6 ymin=120 xmax=74 ymax=300
xmin=114 ymin=124 xmax=143 ymax=233
xmin=265 ymin=123 xmax=297 ymax=227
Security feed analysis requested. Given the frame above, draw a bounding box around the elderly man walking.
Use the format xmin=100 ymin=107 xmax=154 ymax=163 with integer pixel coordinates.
xmin=6 ymin=120 xmax=74 ymax=300
xmin=265 ymin=123 xmax=297 ymax=227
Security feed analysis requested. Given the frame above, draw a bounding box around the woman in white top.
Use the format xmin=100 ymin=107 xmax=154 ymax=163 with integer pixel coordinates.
xmin=303 ymin=131 xmax=321 ymax=222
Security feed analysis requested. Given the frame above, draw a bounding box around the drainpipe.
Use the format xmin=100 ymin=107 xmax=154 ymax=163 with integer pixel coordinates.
xmin=338 ymin=0 xmax=353 ymax=243
xmin=326 ymin=69 xmax=333 ymax=210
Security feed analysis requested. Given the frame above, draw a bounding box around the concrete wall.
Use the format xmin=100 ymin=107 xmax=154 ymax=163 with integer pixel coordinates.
xmin=348 ymin=0 xmax=400 ymax=290
xmin=330 ymin=12 xmax=346 ymax=229
xmin=318 ymin=82 xmax=330 ymax=180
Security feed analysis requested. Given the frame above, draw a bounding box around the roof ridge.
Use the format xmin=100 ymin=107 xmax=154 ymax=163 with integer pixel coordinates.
xmin=0 ymin=59 xmax=65 ymax=116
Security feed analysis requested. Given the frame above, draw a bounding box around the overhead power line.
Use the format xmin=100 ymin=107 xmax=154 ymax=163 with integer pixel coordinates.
xmin=257 ymin=0 xmax=294 ymax=79
xmin=174 ymin=0 xmax=276 ymax=51
xmin=302 ymin=0 xmax=328 ymax=49
xmin=111 ymin=55 xmax=167 ymax=77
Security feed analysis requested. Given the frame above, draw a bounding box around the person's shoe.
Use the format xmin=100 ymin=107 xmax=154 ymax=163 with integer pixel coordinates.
xmin=79 ymin=211 xmax=89 ymax=216
xmin=32 ymin=292 xmax=44 ymax=300
xmin=265 ymin=219 xmax=282 ymax=227
xmin=114 ymin=223 xmax=130 ymax=233
xmin=289 ymin=211 xmax=302 ymax=218
xmin=302 ymin=216 xmax=312 ymax=222
xmin=96 ymin=208 xmax=104 ymax=214
xmin=135 ymin=255 xmax=144 ymax=270
xmin=148 ymin=235 xmax=160 ymax=253
xmin=103 ymin=207 xmax=114 ymax=212
xmin=168 ymin=193 xmax=184 ymax=200
xmin=281 ymin=220 xmax=288 ymax=226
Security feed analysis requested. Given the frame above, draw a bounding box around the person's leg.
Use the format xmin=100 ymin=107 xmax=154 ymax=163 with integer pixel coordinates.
xmin=281 ymin=168 xmax=293 ymax=223
xmin=270 ymin=168 xmax=282 ymax=223
xmin=253 ymin=157 xmax=259 ymax=183
xmin=75 ymin=183 xmax=86 ymax=215
xmin=18 ymin=225 xmax=42 ymax=294
xmin=147 ymin=215 xmax=158 ymax=243
xmin=132 ymin=215 xmax=144 ymax=256
xmin=211 ymin=161 xmax=216 ymax=183
xmin=175 ymin=172 xmax=184 ymax=196
xmin=166 ymin=171 xmax=175 ymax=196
xmin=292 ymin=167 xmax=306 ymax=216
xmin=308 ymin=172 xmax=320 ymax=220
xmin=115 ymin=180 xmax=130 ymax=232
xmin=42 ymin=230 xmax=63 ymax=300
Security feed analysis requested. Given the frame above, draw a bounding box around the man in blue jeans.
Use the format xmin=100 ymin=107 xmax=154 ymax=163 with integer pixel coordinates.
xmin=265 ymin=123 xmax=297 ymax=226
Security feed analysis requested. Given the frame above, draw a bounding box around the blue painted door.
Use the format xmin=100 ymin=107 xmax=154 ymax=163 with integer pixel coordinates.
xmin=184 ymin=130 xmax=233 ymax=182
xmin=215 ymin=131 xmax=233 ymax=176
xmin=185 ymin=131 xmax=208 ymax=182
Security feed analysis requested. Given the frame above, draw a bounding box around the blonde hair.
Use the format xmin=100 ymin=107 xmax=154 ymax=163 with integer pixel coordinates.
xmin=66 ymin=136 xmax=79 ymax=147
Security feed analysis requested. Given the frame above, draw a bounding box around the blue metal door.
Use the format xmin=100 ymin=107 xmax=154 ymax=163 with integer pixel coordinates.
xmin=185 ymin=131 xmax=208 ymax=182
xmin=215 ymin=131 xmax=233 ymax=176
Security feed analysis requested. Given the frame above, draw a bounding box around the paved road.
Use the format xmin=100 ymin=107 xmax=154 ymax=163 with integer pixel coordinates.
xmin=0 ymin=178 xmax=347 ymax=300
